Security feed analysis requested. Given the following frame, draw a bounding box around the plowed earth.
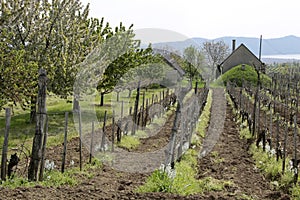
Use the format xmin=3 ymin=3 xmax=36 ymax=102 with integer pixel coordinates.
xmin=0 ymin=89 xmax=291 ymax=199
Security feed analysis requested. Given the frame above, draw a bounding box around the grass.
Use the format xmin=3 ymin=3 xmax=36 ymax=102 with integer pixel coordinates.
xmin=212 ymin=64 xmax=271 ymax=87
xmin=1 ymin=157 xmax=103 ymax=188
xmin=0 ymin=88 xmax=170 ymax=158
xmin=117 ymin=135 xmax=140 ymax=150
xmin=193 ymin=89 xmax=212 ymax=143
xmin=137 ymin=149 xmax=231 ymax=195
xmin=249 ymin=142 xmax=299 ymax=198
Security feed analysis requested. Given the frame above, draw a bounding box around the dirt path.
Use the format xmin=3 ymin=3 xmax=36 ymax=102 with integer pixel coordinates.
xmin=199 ymin=88 xmax=226 ymax=159
xmin=197 ymin=88 xmax=290 ymax=199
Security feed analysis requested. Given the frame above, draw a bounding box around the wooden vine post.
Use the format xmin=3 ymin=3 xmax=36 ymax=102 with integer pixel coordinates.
xmin=61 ymin=112 xmax=68 ymax=173
xmin=293 ymin=115 xmax=298 ymax=184
xmin=78 ymin=105 xmax=83 ymax=171
xmin=132 ymin=81 xmax=140 ymax=135
xmin=252 ymin=65 xmax=261 ymax=137
xmin=111 ymin=111 xmax=115 ymax=152
xmin=100 ymin=111 xmax=107 ymax=151
xmin=39 ymin=115 xmax=49 ymax=181
xmin=165 ymin=99 xmax=181 ymax=169
xmin=89 ymin=121 xmax=95 ymax=163
xmin=28 ymin=69 xmax=47 ymax=181
xmin=1 ymin=108 xmax=11 ymax=181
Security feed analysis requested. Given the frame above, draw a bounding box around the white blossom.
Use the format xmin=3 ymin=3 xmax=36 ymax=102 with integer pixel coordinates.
xmin=95 ymin=143 xmax=109 ymax=152
xmin=270 ymin=149 xmax=276 ymax=156
xmin=159 ymin=163 xmax=176 ymax=179
xmin=44 ymin=160 xmax=56 ymax=171
xmin=289 ymin=160 xmax=293 ymax=171
xmin=70 ymin=160 xmax=75 ymax=166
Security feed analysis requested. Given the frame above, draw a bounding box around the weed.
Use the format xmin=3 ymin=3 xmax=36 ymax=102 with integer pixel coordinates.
xmin=117 ymin=135 xmax=140 ymax=150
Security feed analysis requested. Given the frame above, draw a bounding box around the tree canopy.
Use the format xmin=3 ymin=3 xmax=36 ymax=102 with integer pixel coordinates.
xmin=202 ymin=40 xmax=230 ymax=80
xmin=0 ymin=0 xmax=114 ymax=111
xmin=183 ymin=46 xmax=205 ymax=84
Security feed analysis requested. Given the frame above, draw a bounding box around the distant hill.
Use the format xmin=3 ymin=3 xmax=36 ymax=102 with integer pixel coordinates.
xmin=152 ymin=35 xmax=300 ymax=63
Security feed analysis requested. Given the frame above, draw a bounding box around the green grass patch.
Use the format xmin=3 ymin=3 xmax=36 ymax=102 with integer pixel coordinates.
xmin=213 ymin=64 xmax=271 ymax=87
xmin=0 ymin=88 xmax=170 ymax=159
xmin=1 ymin=158 xmax=102 ymax=188
xmin=117 ymin=135 xmax=140 ymax=150
xmin=194 ymin=89 xmax=212 ymax=142
xmin=137 ymin=149 xmax=231 ymax=195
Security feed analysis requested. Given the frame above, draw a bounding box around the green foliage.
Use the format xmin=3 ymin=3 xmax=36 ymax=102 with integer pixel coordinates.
xmin=249 ymin=143 xmax=296 ymax=191
xmin=98 ymin=42 xmax=160 ymax=97
xmin=239 ymin=124 xmax=252 ymax=139
xmin=1 ymin=158 xmax=103 ymax=188
xmin=194 ymin=90 xmax=212 ymax=142
xmin=117 ymin=135 xmax=140 ymax=150
xmin=138 ymin=149 xmax=231 ymax=195
xmin=0 ymin=0 xmax=123 ymax=110
xmin=291 ymin=184 xmax=300 ymax=199
xmin=86 ymin=158 xmax=104 ymax=170
xmin=1 ymin=177 xmax=36 ymax=188
xmin=214 ymin=64 xmax=271 ymax=87
xmin=182 ymin=46 xmax=205 ymax=84
xmin=137 ymin=169 xmax=173 ymax=193
xmin=0 ymin=48 xmax=39 ymax=109
xmin=210 ymin=151 xmax=225 ymax=164
xmin=42 ymin=169 xmax=78 ymax=187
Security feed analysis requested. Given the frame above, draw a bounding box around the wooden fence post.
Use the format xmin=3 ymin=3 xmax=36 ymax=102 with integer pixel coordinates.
xmin=28 ymin=69 xmax=47 ymax=181
xmin=78 ymin=106 xmax=83 ymax=171
xmin=101 ymin=111 xmax=107 ymax=151
xmin=39 ymin=115 xmax=49 ymax=180
xmin=112 ymin=111 xmax=115 ymax=152
xmin=117 ymin=102 xmax=124 ymax=142
xmin=1 ymin=108 xmax=11 ymax=181
xmin=165 ymin=102 xmax=181 ymax=168
xmin=61 ymin=112 xmax=68 ymax=173
xmin=132 ymin=82 xmax=140 ymax=135
xmin=89 ymin=121 xmax=95 ymax=163
xmin=141 ymin=92 xmax=145 ymax=130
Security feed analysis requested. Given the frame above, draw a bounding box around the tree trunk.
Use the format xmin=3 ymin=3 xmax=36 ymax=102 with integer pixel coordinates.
xmin=117 ymin=92 xmax=120 ymax=102
xmin=28 ymin=69 xmax=47 ymax=181
xmin=128 ymin=89 xmax=132 ymax=98
xmin=73 ymin=95 xmax=79 ymax=112
xmin=1 ymin=108 xmax=11 ymax=181
xmin=100 ymin=92 xmax=105 ymax=106
xmin=30 ymin=95 xmax=37 ymax=123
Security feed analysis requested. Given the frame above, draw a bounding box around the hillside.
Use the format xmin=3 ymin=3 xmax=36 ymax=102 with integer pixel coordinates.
xmin=152 ymin=35 xmax=300 ymax=62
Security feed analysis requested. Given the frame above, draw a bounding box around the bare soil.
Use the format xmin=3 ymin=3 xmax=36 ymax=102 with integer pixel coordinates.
xmin=0 ymin=89 xmax=292 ymax=200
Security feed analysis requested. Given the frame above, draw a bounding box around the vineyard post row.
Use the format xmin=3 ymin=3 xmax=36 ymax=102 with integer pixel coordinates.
xmin=226 ymin=79 xmax=299 ymax=184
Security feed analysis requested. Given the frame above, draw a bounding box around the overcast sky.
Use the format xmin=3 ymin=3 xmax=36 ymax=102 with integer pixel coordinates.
xmin=81 ymin=0 xmax=299 ymax=42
